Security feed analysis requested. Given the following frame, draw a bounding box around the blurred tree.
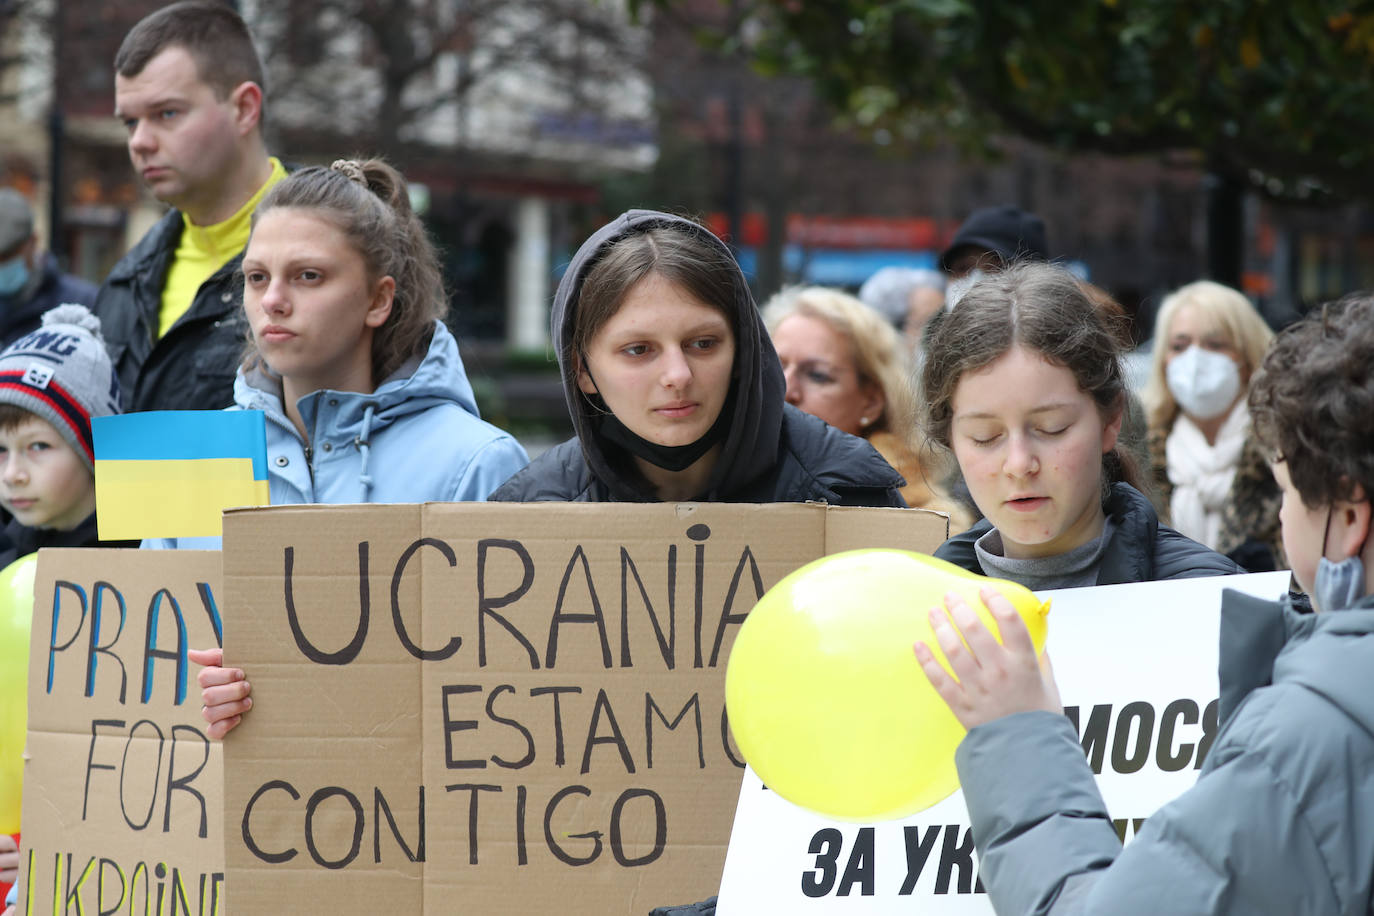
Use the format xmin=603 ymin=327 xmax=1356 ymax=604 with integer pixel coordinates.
xmin=650 ymin=0 xmax=1374 ymax=286
xmin=728 ymin=1 xmax=1374 ymax=203
xmin=251 ymin=0 xmax=647 ymax=161
xmin=0 ymin=0 xmax=160 ymax=256
xmin=607 ymin=0 xmax=835 ymax=295
xmin=0 ymin=1 xmax=27 ymax=107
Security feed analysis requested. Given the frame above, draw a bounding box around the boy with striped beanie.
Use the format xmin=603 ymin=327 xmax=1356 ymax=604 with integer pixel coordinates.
xmin=0 ymin=304 xmax=131 ymax=565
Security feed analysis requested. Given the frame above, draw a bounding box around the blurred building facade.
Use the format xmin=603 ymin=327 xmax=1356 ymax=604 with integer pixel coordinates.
xmin=2 ymin=0 xmax=1371 ymax=370
xmin=643 ymin=0 xmax=1374 ymax=336
xmin=0 ymin=0 xmax=655 ymax=362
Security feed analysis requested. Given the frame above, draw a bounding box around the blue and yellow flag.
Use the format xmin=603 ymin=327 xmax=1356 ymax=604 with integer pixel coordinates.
xmin=93 ymin=411 xmax=270 ymax=540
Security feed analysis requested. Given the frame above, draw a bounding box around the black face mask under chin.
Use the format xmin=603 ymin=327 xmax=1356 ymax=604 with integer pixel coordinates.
xmin=594 ymin=392 xmax=735 ymax=473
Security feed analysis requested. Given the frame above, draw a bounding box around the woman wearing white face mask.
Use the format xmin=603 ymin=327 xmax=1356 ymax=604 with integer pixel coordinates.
xmin=1143 ymin=281 xmax=1275 ymax=558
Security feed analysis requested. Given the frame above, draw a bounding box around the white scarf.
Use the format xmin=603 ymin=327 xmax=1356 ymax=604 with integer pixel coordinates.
xmin=1166 ymin=403 xmax=1249 ymax=549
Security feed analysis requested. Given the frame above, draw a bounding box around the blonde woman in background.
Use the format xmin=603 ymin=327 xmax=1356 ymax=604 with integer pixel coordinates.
xmin=1142 ymin=280 xmax=1280 ymax=566
xmin=764 ymin=285 xmax=973 ymax=532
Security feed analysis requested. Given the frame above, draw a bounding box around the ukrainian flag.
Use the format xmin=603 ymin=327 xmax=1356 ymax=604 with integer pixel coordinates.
xmin=93 ymin=411 xmax=270 ymax=539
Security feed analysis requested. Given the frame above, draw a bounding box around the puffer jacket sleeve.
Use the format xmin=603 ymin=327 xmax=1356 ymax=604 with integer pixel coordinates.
xmin=955 ymin=711 xmax=1121 ymax=914
xmin=958 ymin=710 xmax=1343 ymax=915
xmin=487 ymin=439 xmax=597 ymax=502
xmin=1059 ymin=748 xmax=1339 ymax=914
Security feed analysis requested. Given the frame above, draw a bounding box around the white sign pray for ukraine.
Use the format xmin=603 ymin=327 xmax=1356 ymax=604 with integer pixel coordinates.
xmin=716 ymin=571 xmax=1293 ymax=914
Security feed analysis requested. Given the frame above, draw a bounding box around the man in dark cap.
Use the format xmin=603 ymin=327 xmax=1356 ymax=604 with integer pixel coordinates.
xmin=929 ymin=205 xmax=1052 ymax=523
xmin=0 ymin=188 xmax=97 ymax=348
xmin=940 ymin=205 xmax=1049 ymax=308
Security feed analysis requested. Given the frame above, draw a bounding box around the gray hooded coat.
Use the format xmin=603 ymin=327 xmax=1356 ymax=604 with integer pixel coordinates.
xmin=491 ymin=210 xmax=905 ymax=507
xmin=957 ymin=589 xmax=1374 ymax=915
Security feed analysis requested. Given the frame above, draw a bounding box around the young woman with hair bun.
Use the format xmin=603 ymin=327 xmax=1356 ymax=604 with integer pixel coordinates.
xmin=188 ymin=158 xmax=528 ymax=736
xmin=156 ymin=158 xmax=526 ymax=536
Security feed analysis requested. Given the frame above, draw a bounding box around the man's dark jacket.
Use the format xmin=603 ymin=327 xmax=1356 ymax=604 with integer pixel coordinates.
xmin=0 ymin=513 xmax=136 ymax=569
xmin=92 ymin=209 xmax=247 ymax=411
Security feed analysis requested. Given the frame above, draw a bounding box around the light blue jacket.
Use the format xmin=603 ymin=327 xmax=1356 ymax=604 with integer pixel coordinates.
xmin=145 ymin=321 xmax=528 ymax=548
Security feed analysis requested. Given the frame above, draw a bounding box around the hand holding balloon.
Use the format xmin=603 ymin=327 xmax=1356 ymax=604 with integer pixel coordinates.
xmin=915 ymin=588 xmax=1062 ymax=731
xmin=725 ymin=549 xmax=1049 ymax=821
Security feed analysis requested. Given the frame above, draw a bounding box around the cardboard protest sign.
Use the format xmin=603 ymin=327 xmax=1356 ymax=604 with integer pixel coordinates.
xmin=219 ymin=502 xmax=948 ymax=914
xmin=716 ymin=570 xmax=1293 ymax=914
xmin=18 ymin=549 xmax=225 ymax=914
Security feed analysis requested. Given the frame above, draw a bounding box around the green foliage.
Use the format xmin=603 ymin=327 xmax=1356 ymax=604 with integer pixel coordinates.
xmin=501 ymin=347 xmax=563 ymax=373
xmin=704 ymin=0 xmax=1374 ymax=200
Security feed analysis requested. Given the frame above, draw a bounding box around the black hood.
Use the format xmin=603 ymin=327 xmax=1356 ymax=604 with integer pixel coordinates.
xmin=551 ymin=210 xmax=787 ymax=500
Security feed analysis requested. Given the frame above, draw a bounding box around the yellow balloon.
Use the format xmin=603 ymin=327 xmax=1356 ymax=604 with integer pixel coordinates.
xmin=725 ymin=549 xmax=1049 ymax=822
xmin=0 ymin=553 xmax=38 ymax=834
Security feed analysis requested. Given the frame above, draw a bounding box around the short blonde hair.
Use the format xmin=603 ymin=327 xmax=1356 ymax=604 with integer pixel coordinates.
xmin=762 ymin=285 xmax=917 ymax=444
xmin=1142 ymin=280 xmax=1274 ymax=432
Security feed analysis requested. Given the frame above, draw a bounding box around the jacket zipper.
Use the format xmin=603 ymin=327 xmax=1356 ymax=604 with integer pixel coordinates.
xmin=262 ymin=408 xmax=315 ymax=491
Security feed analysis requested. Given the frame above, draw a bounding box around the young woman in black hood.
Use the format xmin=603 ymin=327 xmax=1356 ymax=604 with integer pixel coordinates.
xmin=491 ymin=210 xmax=905 ymax=506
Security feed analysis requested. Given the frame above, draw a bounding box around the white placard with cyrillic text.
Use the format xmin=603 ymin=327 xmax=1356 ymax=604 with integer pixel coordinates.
xmin=717 ymin=571 xmax=1292 ymax=913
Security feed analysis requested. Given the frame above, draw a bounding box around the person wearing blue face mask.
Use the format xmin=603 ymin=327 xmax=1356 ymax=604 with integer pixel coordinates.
xmin=1143 ymin=281 xmax=1278 ymax=565
xmin=0 ymin=189 xmax=96 ymax=348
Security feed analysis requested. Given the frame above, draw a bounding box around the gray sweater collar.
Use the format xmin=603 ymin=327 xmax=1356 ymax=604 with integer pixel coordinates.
xmin=974 ymin=518 xmax=1117 ymax=592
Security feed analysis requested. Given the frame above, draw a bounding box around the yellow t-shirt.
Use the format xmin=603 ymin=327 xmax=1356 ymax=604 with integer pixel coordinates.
xmin=158 ymin=157 xmax=288 ymax=338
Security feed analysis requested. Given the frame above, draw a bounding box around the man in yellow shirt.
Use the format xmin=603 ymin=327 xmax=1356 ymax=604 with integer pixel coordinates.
xmin=94 ymin=1 xmax=286 ymax=411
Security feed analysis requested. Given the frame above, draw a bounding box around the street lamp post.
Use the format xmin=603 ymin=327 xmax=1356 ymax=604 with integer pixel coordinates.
xmin=47 ymin=0 xmax=65 ymax=260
